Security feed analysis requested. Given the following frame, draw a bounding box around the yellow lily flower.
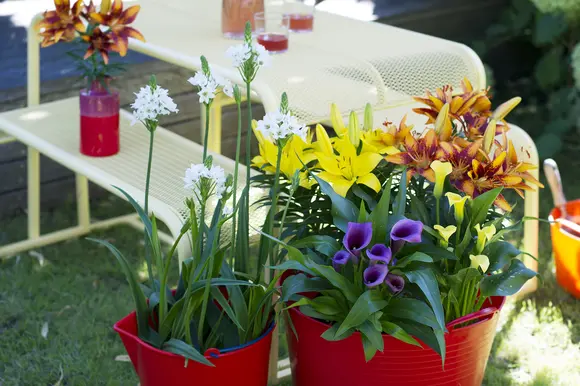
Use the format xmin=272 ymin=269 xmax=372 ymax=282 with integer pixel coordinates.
xmin=315 ymin=141 xmax=382 ymax=197
xmin=446 ymin=192 xmax=469 ymax=224
xmin=252 ymin=123 xmax=317 ymax=189
xmin=348 ymin=111 xmax=361 ymax=147
xmin=474 ymin=224 xmax=496 ymax=254
xmin=430 ymin=160 xmax=452 ymax=200
xmin=470 ymin=254 xmax=490 ymax=273
xmin=313 ymin=124 xmax=334 ymax=156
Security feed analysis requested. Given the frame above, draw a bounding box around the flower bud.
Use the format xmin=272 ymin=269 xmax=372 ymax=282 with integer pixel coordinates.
xmin=330 ymin=103 xmax=345 ymax=134
xmin=348 ymin=111 xmax=360 ymax=147
xmin=491 ymin=96 xmax=521 ymax=121
xmin=363 ymin=103 xmax=373 ymax=132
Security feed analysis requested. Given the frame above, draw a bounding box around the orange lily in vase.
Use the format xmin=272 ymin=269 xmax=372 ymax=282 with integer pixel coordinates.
xmin=36 ymin=0 xmax=146 ymax=158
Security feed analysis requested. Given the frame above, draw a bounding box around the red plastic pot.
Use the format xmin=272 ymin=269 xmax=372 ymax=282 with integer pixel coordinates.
xmin=286 ymin=296 xmax=505 ymax=386
xmin=114 ymin=312 xmax=274 ymax=386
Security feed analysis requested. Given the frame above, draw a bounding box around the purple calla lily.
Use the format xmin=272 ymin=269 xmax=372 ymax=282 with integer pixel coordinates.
xmin=390 ymin=219 xmax=423 ymax=254
xmin=363 ymin=264 xmax=389 ymax=288
xmin=343 ymin=222 xmax=373 ymax=257
xmin=367 ymin=244 xmax=392 ymax=265
xmin=332 ymin=250 xmax=351 ymax=271
xmin=385 ymin=273 xmax=405 ymax=294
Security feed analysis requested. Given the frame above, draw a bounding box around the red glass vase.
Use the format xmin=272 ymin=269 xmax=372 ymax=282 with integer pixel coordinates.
xmin=79 ymin=84 xmax=120 ymax=157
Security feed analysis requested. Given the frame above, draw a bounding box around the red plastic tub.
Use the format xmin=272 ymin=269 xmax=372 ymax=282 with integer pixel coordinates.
xmin=550 ymin=199 xmax=580 ymax=298
xmin=286 ymin=296 xmax=505 ymax=386
xmin=114 ymin=311 xmax=274 ymax=386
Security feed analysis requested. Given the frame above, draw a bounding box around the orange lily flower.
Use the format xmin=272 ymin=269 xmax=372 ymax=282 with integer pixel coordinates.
xmin=361 ymin=116 xmax=413 ymax=154
xmin=460 ymin=136 xmax=543 ymax=211
xmin=385 ymin=129 xmax=439 ymax=182
xmin=81 ymin=27 xmax=114 ymax=64
xmin=438 ymin=138 xmax=482 ymax=187
xmin=37 ymin=0 xmax=85 ymax=47
xmin=90 ymin=0 xmax=145 ymax=57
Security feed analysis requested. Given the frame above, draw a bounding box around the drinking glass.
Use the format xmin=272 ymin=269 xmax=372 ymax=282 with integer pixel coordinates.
xmin=222 ymin=0 xmax=265 ymax=39
xmin=285 ymin=0 xmax=315 ymax=32
xmin=254 ymin=12 xmax=290 ymax=53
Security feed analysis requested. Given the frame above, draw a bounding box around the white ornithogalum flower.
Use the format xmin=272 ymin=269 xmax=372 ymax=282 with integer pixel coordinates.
xmin=226 ymin=43 xmax=252 ymax=68
xmin=257 ymin=110 xmax=307 ymax=143
xmin=222 ymin=206 xmax=234 ymax=217
xmin=254 ymin=43 xmax=271 ymax=67
xmin=198 ymin=80 xmax=218 ymax=105
xmin=183 ymin=163 xmax=228 ymax=201
xmin=188 ymin=69 xmax=234 ymax=103
xmin=131 ymin=85 xmax=178 ymax=125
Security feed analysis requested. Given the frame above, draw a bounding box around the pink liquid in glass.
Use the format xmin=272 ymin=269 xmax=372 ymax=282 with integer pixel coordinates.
xmin=257 ymin=33 xmax=289 ymax=53
xmin=288 ymin=13 xmax=313 ymax=32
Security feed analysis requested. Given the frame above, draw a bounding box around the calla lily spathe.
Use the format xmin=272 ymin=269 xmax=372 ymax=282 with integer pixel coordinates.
xmin=470 ymin=254 xmax=490 ymax=273
xmin=446 ymin=192 xmax=469 ymax=224
xmin=431 ymin=160 xmax=452 ymax=199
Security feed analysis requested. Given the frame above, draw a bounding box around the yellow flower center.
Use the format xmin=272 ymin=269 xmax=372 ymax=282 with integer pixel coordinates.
xmin=338 ymin=155 xmax=355 ymax=180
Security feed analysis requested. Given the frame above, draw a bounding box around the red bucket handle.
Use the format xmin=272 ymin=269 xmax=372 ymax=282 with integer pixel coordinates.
xmin=446 ymin=306 xmax=498 ymax=331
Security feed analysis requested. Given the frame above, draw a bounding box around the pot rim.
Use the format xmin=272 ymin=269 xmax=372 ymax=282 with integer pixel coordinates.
xmin=288 ymin=296 xmax=506 ymax=337
xmin=114 ymin=311 xmax=275 ymax=360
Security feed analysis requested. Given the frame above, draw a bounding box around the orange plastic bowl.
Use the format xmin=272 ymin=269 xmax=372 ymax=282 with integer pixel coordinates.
xmin=549 ymin=199 xmax=580 ymax=298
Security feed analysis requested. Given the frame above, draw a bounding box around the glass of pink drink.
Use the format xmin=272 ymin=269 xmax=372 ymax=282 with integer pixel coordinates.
xmin=254 ymin=12 xmax=290 ymax=53
xmin=285 ymin=0 xmax=314 ymax=33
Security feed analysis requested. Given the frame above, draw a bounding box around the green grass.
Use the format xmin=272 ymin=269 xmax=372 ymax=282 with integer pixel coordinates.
xmin=1 ymin=154 xmax=580 ymax=385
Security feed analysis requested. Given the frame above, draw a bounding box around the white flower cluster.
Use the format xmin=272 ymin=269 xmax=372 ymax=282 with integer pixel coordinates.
xmin=256 ymin=110 xmax=308 ymax=142
xmin=130 ymin=85 xmax=178 ymax=125
xmin=226 ymin=42 xmax=271 ymax=69
xmin=188 ymin=69 xmax=234 ymax=105
xmin=183 ymin=163 xmax=228 ymax=201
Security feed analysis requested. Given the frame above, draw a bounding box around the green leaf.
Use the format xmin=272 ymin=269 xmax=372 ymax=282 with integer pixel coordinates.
xmin=469 ymin=187 xmax=502 ymax=225
xmin=300 ymin=304 xmax=341 ymax=322
xmin=396 ymin=252 xmax=434 ymax=269
xmin=455 ymin=225 xmax=472 ymax=258
xmin=405 ymin=269 xmax=445 ymax=330
xmin=211 ymin=287 xmax=245 ymax=332
xmin=269 ymin=260 xmax=316 ymax=277
xmin=395 ymin=320 xmax=445 ymax=363
xmin=310 ymin=296 xmax=343 ymax=316
xmin=533 ymin=13 xmax=567 ymax=46
xmin=312 ymin=174 xmax=359 ymax=232
xmin=393 ymin=170 xmax=407 ymax=218
xmin=534 ymin=46 xmax=564 ymax=91
xmin=480 ymin=259 xmax=537 ymax=297
xmin=409 ymin=194 xmax=430 ymax=226
xmin=290 ymin=236 xmax=341 ymax=258
xmin=371 ymin=176 xmax=392 ymax=244
xmin=383 ymin=298 xmax=439 ymax=330
xmin=400 ymin=243 xmax=457 ymax=261
xmin=321 ymin=323 xmax=355 ymax=341
xmin=359 ymin=320 xmax=384 ymax=356
xmin=305 ymin=261 xmax=360 ymax=304
xmin=162 ymin=339 xmax=214 ymax=367
xmin=380 ymin=321 xmax=421 ymax=347
xmin=484 ymin=241 xmax=521 ymax=272
xmin=357 ymin=200 xmax=368 ymax=223
xmin=87 ymin=238 xmax=150 ymax=343
xmin=281 ymin=274 xmax=334 ymax=302
xmin=336 ymin=291 xmax=388 ymax=335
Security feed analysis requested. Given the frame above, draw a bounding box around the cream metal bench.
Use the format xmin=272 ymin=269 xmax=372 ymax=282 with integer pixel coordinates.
xmin=0 ymin=97 xmax=252 ymax=262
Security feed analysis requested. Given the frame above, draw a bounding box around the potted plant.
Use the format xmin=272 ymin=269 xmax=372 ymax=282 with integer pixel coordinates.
xmin=91 ymin=25 xmax=293 ymax=386
xmin=36 ymin=0 xmax=145 ymax=157
xmin=258 ymin=81 xmax=542 ymax=385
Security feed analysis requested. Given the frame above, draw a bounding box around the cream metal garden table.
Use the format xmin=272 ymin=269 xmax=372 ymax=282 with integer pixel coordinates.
xmin=0 ymin=97 xmax=261 ymax=262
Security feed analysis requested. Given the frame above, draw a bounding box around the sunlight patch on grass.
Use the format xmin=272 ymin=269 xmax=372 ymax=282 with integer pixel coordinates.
xmin=492 ymin=299 xmax=580 ymax=385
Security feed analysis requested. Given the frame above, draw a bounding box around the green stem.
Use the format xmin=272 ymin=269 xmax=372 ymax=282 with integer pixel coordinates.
xmin=435 ymin=197 xmax=441 ymax=226
xmin=202 ymin=103 xmax=211 ymax=161
xmin=197 ymin=231 xmax=219 ymax=347
xmin=230 ymin=100 xmax=243 ymax=263
xmin=244 ymin=82 xmax=252 ymax=263
xmin=278 ymin=189 xmax=295 ymax=245
xmin=266 ymin=147 xmax=283 ymax=280
xmin=144 ymin=128 xmax=155 ymax=286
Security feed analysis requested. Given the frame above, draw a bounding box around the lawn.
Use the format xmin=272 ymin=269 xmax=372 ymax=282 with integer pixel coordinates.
xmin=1 ymin=149 xmax=580 ymax=385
